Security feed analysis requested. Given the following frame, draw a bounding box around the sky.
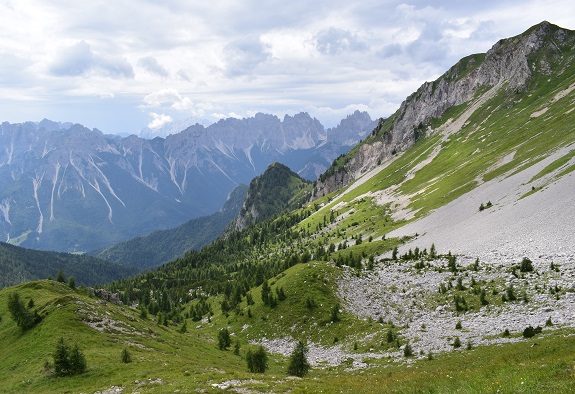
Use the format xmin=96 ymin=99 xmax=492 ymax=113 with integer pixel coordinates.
xmin=1 ymin=1 xmax=574 ymax=136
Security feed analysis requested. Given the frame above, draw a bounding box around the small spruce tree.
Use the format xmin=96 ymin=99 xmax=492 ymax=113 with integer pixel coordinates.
xmin=121 ymin=348 xmax=132 ymax=363
xmin=452 ymin=336 xmax=461 ymax=348
xmin=53 ymin=337 xmax=71 ymax=376
xmin=69 ymin=344 xmax=87 ymax=375
xmin=56 ymin=269 xmax=66 ymax=283
xmin=246 ymin=346 xmax=268 ymax=373
xmin=218 ymin=328 xmax=231 ymax=350
xmin=403 ymin=341 xmax=413 ymax=357
xmin=330 ymin=304 xmax=340 ymax=322
xmin=287 ymin=340 xmax=310 ymax=377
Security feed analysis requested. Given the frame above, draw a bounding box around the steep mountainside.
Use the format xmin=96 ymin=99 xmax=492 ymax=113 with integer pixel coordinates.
xmin=314 ymin=21 xmax=574 ymax=197
xmin=92 ymin=184 xmax=248 ymax=269
xmin=233 ymin=162 xmax=313 ymax=230
xmin=0 ymin=111 xmax=373 ymax=252
xmin=0 ymin=242 xmax=136 ymax=289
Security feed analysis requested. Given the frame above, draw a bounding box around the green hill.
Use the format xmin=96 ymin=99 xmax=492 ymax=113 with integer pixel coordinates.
xmin=233 ymin=162 xmax=313 ymax=230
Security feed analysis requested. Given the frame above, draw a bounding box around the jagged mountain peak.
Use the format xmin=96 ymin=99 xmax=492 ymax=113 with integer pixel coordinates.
xmin=0 ymin=110 xmax=369 ymax=252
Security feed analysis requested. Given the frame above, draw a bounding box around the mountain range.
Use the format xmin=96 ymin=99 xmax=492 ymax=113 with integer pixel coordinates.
xmin=0 ymin=111 xmax=375 ymax=252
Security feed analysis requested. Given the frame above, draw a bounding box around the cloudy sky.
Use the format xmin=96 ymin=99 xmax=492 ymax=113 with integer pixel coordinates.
xmin=1 ymin=0 xmax=574 ymax=136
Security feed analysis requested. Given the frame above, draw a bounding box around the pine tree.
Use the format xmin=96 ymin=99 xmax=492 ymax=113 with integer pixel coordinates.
xmin=246 ymin=346 xmax=268 ymax=373
xmin=218 ymin=328 xmax=231 ymax=350
xmin=53 ymin=337 xmax=87 ymax=376
xmin=68 ymin=276 xmax=76 ymax=290
xmin=56 ymin=269 xmax=66 ymax=283
xmin=330 ymin=304 xmax=340 ymax=322
xmin=7 ymin=292 xmax=41 ymax=331
xmin=287 ymin=340 xmax=310 ymax=377
xmin=69 ymin=344 xmax=87 ymax=374
xmin=53 ymin=337 xmax=71 ymax=376
xmin=430 ymin=243 xmax=436 ymax=258
xmin=121 ymin=348 xmax=132 ymax=363
xmin=261 ymin=280 xmax=271 ymax=305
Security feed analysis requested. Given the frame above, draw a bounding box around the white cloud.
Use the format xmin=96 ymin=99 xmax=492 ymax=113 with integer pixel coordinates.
xmin=222 ymin=35 xmax=272 ymax=77
xmin=147 ymin=112 xmax=173 ymax=129
xmin=142 ymin=89 xmax=194 ymax=111
xmin=314 ymin=27 xmax=368 ymax=55
xmin=212 ymin=112 xmax=245 ymax=120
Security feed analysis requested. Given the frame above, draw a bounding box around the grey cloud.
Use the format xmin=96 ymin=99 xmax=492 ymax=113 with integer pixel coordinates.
xmin=49 ymin=41 xmax=134 ymax=79
xmin=314 ymin=27 xmax=368 ymax=56
xmin=378 ymin=43 xmax=403 ymax=59
xmin=49 ymin=41 xmax=94 ymax=76
xmin=138 ymin=56 xmax=169 ymax=77
xmin=223 ymin=35 xmax=271 ymax=77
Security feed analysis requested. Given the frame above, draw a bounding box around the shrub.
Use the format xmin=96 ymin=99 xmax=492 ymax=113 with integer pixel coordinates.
xmin=455 ymin=321 xmax=462 ymax=330
xmin=523 ymin=325 xmax=542 ymax=338
xmin=520 ymin=257 xmax=534 ymax=272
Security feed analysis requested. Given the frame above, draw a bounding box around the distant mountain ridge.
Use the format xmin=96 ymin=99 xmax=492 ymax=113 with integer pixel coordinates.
xmin=0 ymin=111 xmax=374 ymax=252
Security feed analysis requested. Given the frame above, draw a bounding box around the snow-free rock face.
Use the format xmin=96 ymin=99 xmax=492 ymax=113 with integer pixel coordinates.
xmin=0 ymin=112 xmax=372 ymax=252
xmin=313 ymin=21 xmax=575 ymax=198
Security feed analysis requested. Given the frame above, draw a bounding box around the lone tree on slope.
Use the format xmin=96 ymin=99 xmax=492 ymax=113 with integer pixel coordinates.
xmin=287 ymin=340 xmax=310 ymax=377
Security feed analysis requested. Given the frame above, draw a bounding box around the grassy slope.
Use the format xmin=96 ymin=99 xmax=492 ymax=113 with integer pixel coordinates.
xmin=2 ymin=275 xmax=575 ymax=393
xmin=302 ymin=48 xmax=575 ymax=248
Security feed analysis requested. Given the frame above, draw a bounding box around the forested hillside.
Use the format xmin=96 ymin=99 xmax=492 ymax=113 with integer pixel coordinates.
xmin=0 ymin=242 xmax=136 ymax=289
